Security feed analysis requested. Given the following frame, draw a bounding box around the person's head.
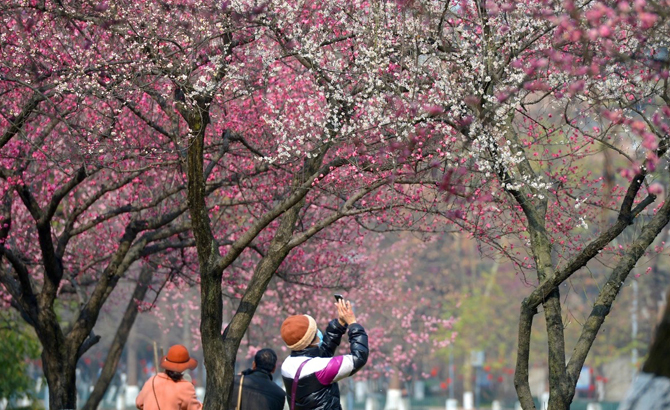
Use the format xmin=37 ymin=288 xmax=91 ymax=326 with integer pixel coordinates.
xmin=281 ymin=315 xmax=319 ymax=351
xmin=252 ymin=348 xmax=278 ymax=373
xmin=160 ymin=344 xmax=197 ymax=381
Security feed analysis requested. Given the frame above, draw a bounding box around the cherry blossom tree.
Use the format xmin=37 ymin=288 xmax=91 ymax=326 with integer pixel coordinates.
xmin=7 ymin=2 xmax=670 ymax=410
xmin=0 ymin=117 xmax=197 ymax=410
xmin=378 ymin=0 xmax=670 ymax=408
xmin=177 ymin=12 xmax=444 ymax=410
xmin=0 ymin=3 xmax=230 ymax=406
xmin=118 ymin=0 xmax=670 ymax=407
xmin=0 ymin=85 xmax=207 ymax=409
xmin=1 ymin=1 xmax=449 ymax=409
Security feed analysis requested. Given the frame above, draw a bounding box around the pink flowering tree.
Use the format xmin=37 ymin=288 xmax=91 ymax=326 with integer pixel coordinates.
xmin=0 ymin=98 xmax=198 ymax=410
xmin=378 ymin=0 xmax=670 ymax=408
xmin=239 ymin=235 xmax=456 ymax=376
xmin=178 ymin=12 xmax=447 ymax=410
xmin=0 ymin=74 xmax=221 ymax=408
xmin=122 ymin=0 xmax=670 ymax=407
xmin=1 ymin=0 xmax=452 ymax=408
xmin=0 ymin=3 xmax=237 ymax=407
xmin=6 ymin=2 xmax=670 ymax=410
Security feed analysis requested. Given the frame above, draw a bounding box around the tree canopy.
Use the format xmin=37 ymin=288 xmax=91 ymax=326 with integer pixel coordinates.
xmin=1 ymin=1 xmax=670 ymax=409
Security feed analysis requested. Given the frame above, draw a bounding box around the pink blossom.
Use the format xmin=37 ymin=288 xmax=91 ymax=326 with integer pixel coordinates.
xmin=642 ymin=133 xmax=658 ymax=150
xmin=648 ymin=182 xmax=664 ymax=196
xmin=638 ymin=12 xmax=657 ymax=29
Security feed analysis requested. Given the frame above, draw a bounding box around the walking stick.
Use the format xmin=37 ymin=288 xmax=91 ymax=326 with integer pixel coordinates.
xmin=153 ymin=342 xmax=160 ymax=374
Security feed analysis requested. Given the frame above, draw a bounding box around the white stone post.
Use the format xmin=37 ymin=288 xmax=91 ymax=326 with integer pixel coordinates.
xmin=463 ymin=391 xmax=474 ymax=409
xmin=445 ymin=398 xmax=458 ymax=410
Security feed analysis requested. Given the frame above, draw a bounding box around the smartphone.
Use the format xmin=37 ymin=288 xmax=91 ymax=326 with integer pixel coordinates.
xmin=334 ymin=294 xmax=344 ymax=303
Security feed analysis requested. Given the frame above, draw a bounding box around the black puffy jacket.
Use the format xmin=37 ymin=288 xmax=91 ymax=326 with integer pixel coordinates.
xmin=281 ymin=319 xmax=368 ymax=410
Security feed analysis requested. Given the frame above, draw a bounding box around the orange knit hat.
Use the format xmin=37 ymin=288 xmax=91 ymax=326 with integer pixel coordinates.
xmin=281 ymin=315 xmax=317 ymax=351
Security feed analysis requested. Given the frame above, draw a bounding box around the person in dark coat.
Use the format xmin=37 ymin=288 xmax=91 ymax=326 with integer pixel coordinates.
xmin=619 ymin=287 xmax=670 ymax=410
xmin=281 ymin=299 xmax=368 ymax=410
xmin=228 ymin=348 xmax=286 ymax=410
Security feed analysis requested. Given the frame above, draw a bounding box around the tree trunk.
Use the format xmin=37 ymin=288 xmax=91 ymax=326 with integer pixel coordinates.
xmin=203 ymin=198 xmax=311 ymax=409
xmin=82 ymin=267 xmax=153 ymax=410
xmin=128 ymin=331 xmax=138 ymax=385
xmin=200 ymin=263 xmax=228 ymax=410
xmin=514 ymin=302 xmax=536 ymax=410
xmin=42 ymin=348 xmax=77 ymax=409
xmin=182 ymin=92 xmax=331 ymax=409
xmin=544 ymin=289 xmax=571 ymax=410
xmin=513 ymin=174 xmax=670 ymax=409
xmin=384 ymin=372 xmax=405 ymax=410
xmin=181 ymin=105 xmax=225 ymax=409
xmin=462 ymin=356 xmax=473 ymax=396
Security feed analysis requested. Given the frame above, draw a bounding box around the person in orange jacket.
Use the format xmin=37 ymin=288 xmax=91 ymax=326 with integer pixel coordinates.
xmin=136 ymin=344 xmax=203 ymax=410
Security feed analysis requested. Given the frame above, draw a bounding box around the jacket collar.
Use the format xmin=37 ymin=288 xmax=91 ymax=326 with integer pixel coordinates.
xmin=290 ymin=346 xmax=320 ymax=358
xmin=241 ymin=368 xmax=274 ymax=379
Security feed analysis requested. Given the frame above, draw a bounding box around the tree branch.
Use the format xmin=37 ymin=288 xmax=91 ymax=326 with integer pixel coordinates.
xmin=564 ymin=197 xmax=670 ymax=393
xmin=42 ymin=166 xmax=88 ymax=224
xmin=216 ymin=156 xmax=347 ymax=272
xmin=0 ymin=94 xmax=45 ymax=150
xmin=514 ymin=301 xmax=537 ymax=410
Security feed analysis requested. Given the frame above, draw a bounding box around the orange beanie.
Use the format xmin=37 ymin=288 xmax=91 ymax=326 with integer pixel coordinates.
xmin=281 ymin=315 xmax=317 ymax=351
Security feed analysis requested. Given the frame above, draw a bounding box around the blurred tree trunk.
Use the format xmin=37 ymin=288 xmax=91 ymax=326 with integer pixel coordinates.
xmin=82 ymin=267 xmax=153 ymax=410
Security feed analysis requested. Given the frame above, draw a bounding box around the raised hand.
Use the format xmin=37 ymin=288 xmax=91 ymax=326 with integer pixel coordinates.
xmin=336 ymin=299 xmax=356 ymax=326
